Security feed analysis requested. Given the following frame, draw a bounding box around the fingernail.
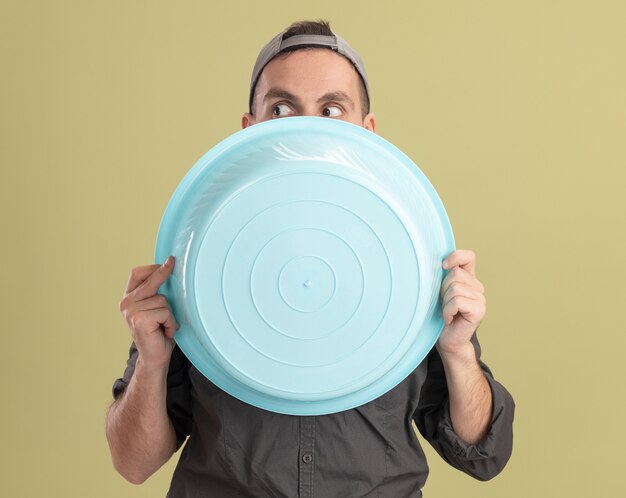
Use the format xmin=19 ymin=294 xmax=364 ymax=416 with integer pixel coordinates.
xmin=163 ymin=256 xmax=172 ymax=266
xmin=442 ymin=260 xmax=449 ymax=269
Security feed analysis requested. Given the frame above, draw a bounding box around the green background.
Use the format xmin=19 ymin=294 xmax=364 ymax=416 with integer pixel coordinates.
xmin=1 ymin=1 xmax=624 ymax=496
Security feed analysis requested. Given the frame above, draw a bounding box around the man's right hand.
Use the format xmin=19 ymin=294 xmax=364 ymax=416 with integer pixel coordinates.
xmin=119 ymin=256 xmax=179 ymax=371
xmin=109 ymin=256 xmax=179 ymax=483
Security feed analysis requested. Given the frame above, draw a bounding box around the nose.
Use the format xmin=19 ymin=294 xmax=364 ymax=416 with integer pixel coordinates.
xmin=298 ymin=106 xmax=318 ymax=117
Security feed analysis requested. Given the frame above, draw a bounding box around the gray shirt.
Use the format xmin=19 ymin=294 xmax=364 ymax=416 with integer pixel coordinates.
xmin=112 ymin=334 xmax=514 ymax=497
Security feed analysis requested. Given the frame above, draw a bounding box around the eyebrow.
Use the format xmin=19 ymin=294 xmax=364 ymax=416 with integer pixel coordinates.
xmin=263 ymin=88 xmax=355 ymax=110
xmin=317 ymin=91 xmax=355 ymax=110
xmin=263 ymin=88 xmax=300 ymax=105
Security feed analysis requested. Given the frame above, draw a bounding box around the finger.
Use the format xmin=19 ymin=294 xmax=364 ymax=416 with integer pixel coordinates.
xmin=442 ymin=249 xmax=476 ymax=276
xmin=131 ymin=307 xmax=179 ymax=337
xmin=441 ymin=280 xmax=485 ymax=306
xmin=161 ymin=312 xmax=180 ymax=339
xmin=442 ymin=295 xmax=484 ymax=326
xmin=129 ymin=256 xmax=175 ymax=302
xmin=123 ymin=294 xmax=171 ymax=316
xmin=124 ymin=264 xmax=162 ymax=295
xmin=441 ymin=267 xmax=485 ymax=297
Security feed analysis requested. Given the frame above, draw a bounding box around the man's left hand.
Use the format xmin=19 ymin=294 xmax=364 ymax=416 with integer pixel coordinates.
xmin=437 ymin=249 xmax=486 ymax=356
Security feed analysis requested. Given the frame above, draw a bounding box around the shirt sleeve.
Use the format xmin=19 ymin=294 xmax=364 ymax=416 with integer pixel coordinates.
xmin=111 ymin=343 xmax=193 ymax=450
xmin=413 ymin=333 xmax=515 ymax=481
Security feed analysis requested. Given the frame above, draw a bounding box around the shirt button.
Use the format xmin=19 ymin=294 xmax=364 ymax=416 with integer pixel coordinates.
xmin=302 ymin=454 xmax=313 ymax=463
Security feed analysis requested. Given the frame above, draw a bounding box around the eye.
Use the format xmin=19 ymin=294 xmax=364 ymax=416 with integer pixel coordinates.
xmin=322 ymin=106 xmax=342 ymax=118
xmin=272 ymin=104 xmax=294 ymax=117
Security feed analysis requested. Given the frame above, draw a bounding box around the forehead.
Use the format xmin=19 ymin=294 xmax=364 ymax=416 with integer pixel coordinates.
xmin=255 ymin=48 xmax=362 ymax=97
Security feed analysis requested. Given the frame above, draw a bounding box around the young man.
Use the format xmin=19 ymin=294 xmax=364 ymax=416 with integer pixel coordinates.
xmin=107 ymin=20 xmax=515 ymax=498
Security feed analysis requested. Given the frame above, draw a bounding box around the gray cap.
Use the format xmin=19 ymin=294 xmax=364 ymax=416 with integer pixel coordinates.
xmin=249 ymin=30 xmax=370 ymax=114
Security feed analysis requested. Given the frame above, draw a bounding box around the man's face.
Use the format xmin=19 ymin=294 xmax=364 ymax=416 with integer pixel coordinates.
xmin=242 ymin=48 xmax=376 ymax=132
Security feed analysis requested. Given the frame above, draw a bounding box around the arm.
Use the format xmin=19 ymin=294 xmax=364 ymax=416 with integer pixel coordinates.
xmin=413 ymin=250 xmax=514 ymax=480
xmin=438 ymin=249 xmax=491 ymax=444
xmin=106 ymin=358 xmax=177 ymax=483
xmin=439 ymin=344 xmax=492 ymax=444
xmin=105 ymin=257 xmax=180 ymax=484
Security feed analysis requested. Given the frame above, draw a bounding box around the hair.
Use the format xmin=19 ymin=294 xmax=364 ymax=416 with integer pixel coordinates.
xmin=251 ymin=20 xmax=370 ymax=117
xmin=283 ymin=19 xmax=334 ymax=38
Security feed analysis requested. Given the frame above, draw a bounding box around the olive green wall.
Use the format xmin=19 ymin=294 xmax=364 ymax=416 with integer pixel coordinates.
xmin=1 ymin=1 xmax=624 ymax=496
